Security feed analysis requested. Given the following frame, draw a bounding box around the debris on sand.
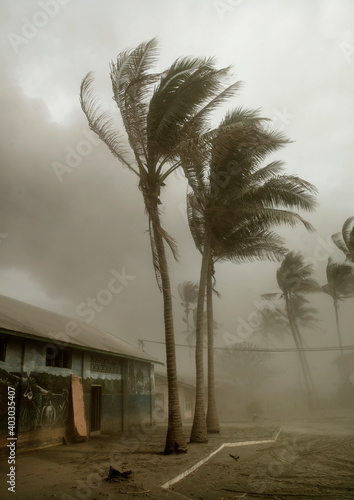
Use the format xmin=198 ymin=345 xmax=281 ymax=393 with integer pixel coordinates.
xmin=105 ymin=465 xmax=132 ymax=482
xmin=229 ymin=453 xmax=240 ymax=461
xmin=105 ymin=466 xmax=150 ymax=494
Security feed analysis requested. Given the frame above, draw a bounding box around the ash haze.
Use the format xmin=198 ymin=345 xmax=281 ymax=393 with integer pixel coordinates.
xmin=0 ymin=0 xmax=353 ymax=405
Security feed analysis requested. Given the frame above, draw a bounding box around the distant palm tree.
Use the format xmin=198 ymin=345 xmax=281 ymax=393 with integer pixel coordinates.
xmin=276 ymin=252 xmax=321 ymax=408
xmin=291 ymin=295 xmax=319 ymax=331
xmin=332 ymin=217 xmax=354 ymax=262
xmin=322 ymin=257 xmax=354 ymax=355
xmin=251 ymin=305 xmax=289 ymax=348
xmin=183 ymin=109 xmax=318 ymax=440
xmin=80 ymin=39 xmax=237 ymax=453
xmin=178 ymin=281 xmax=199 ymax=336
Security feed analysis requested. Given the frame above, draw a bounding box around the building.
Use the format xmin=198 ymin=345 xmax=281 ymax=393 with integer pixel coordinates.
xmin=0 ymin=294 xmax=162 ymax=451
xmin=154 ymin=371 xmax=195 ymax=423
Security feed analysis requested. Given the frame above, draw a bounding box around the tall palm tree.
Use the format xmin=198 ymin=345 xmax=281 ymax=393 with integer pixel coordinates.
xmin=183 ymin=110 xmax=318 ymax=440
xmin=276 ymin=252 xmax=321 ymax=408
xmin=332 ymin=217 xmax=354 ymax=262
xmin=322 ymin=257 xmax=354 ymax=355
xmin=80 ymin=39 xmax=238 ymax=453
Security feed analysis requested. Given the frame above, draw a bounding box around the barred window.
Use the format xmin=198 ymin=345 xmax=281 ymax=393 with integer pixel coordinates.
xmin=90 ymin=354 xmax=121 ymax=374
xmin=46 ymin=346 xmax=72 ymax=368
xmin=0 ymin=336 xmax=6 ymax=362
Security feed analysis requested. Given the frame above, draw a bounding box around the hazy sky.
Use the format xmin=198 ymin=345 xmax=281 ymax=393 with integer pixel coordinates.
xmin=0 ymin=0 xmax=353 ymax=378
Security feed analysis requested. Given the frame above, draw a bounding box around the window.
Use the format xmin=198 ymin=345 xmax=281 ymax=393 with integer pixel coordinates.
xmin=0 ymin=336 xmax=6 ymax=362
xmin=46 ymin=345 xmax=72 ymax=368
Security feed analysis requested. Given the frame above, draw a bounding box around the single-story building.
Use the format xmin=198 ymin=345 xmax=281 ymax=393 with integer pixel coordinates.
xmin=154 ymin=371 xmax=195 ymax=423
xmin=0 ymin=294 xmax=162 ymax=451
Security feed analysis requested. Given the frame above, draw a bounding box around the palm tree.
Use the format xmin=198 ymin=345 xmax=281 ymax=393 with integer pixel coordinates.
xmin=291 ymin=295 xmax=320 ymax=332
xmin=276 ymin=251 xmax=321 ymax=408
xmin=178 ymin=281 xmax=199 ymax=336
xmin=251 ymin=304 xmax=289 ymax=348
xmin=80 ymin=39 xmax=238 ymax=453
xmin=322 ymin=257 xmax=354 ymax=355
xmin=332 ymin=217 xmax=354 ymax=262
xmin=183 ymin=109 xmax=318 ymax=440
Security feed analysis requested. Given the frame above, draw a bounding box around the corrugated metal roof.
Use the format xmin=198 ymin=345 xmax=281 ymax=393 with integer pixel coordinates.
xmin=0 ymin=294 xmax=163 ymax=365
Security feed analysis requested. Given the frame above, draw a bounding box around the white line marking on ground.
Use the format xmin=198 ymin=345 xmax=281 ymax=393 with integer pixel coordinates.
xmin=161 ymin=428 xmax=282 ymax=490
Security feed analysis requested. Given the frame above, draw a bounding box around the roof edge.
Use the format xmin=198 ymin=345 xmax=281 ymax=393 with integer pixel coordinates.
xmin=0 ymin=327 xmax=164 ymax=366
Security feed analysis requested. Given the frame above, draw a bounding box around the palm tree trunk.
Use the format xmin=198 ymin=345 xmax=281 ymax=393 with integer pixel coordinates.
xmin=190 ymin=226 xmax=212 ymax=443
xmin=150 ymin=204 xmax=187 ymax=454
xmin=333 ymin=298 xmax=344 ymax=357
xmin=186 ymin=306 xmax=193 ymax=359
xmin=285 ymin=295 xmax=314 ymax=409
xmin=206 ymin=259 xmax=220 ymax=433
xmin=291 ymin=315 xmax=318 ymax=408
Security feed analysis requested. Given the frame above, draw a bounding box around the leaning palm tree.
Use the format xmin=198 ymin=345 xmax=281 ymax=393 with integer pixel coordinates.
xmin=183 ymin=110 xmax=318 ymax=440
xmin=332 ymin=217 xmax=354 ymax=263
xmin=80 ymin=39 xmax=239 ymax=453
xmin=322 ymin=257 xmax=354 ymax=355
xmin=276 ymin=251 xmax=321 ymax=408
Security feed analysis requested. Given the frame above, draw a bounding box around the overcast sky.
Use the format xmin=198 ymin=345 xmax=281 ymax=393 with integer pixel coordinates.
xmin=0 ymin=0 xmax=353 ymax=380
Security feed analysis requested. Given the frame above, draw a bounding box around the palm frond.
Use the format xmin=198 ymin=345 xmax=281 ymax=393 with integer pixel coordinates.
xmin=80 ymin=72 xmax=136 ymax=172
xmin=324 ymin=256 xmax=354 ymax=299
xmin=178 ymin=281 xmax=199 ymax=304
xmin=342 ymin=216 xmax=354 ymax=248
xmin=148 ymin=60 xmax=234 ymax=156
xmin=110 ymin=38 xmax=161 ymax=163
xmin=276 ymin=251 xmax=321 ymax=296
xmin=331 ymin=216 xmax=354 ymax=261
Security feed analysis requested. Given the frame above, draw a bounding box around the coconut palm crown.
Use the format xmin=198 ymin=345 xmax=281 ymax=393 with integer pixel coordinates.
xmin=332 ymin=216 xmax=354 ymax=262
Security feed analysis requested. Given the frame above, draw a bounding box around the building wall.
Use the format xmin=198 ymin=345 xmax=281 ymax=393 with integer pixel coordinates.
xmin=126 ymin=359 xmax=153 ymax=427
xmin=154 ymin=375 xmax=195 ymax=423
xmin=82 ymin=351 xmax=123 ymax=434
xmin=0 ymin=333 xmax=154 ymax=451
xmin=0 ymin=336 xmax=78 ymax=449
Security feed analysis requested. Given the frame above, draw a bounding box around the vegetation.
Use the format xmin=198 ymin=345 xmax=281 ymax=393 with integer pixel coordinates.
xmin=178 ymin=281 xmax=199 ymax=337
xmin=80 ymin=38 xmax=352 ymax=448
xmin=276 ymin=252 xmax=321 ymax=408
xmin=80 ymin=38 xmax=239 ymax=453
xmin=332 ymin=216 xmax=354 ymax=262
xmin=183 ymin=107 xmax=317 ymax=441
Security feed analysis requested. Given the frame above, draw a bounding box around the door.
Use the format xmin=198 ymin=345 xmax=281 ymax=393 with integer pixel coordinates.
xmin=90 ymin=385 xmax=101 ymax=432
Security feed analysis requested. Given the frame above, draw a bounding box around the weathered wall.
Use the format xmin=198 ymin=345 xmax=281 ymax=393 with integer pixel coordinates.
xmin=0 ymin=334 xmax=154 ymax=451
xmin=126 ymin=359 xmax=153 ymax=428
xmin=154 ymin=375 xmax=195 ymax=422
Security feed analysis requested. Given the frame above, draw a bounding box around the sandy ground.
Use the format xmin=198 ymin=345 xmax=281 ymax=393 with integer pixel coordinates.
xmin=1 ymin=413 xmax=354 ymax=500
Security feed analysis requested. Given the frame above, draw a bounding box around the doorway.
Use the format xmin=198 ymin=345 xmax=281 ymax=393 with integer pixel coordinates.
xmin=90 ymin=385 xmax=101 ymax=432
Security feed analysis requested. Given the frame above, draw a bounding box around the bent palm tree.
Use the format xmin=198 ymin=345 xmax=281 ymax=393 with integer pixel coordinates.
xmin=322 ymin=257 xmax=354 ymax=355
xmin=332 ymin=217 xmax=354 ymax=262
xmin=80 ymin=39 xmax=238 ymax=453
xmin=276 ymin=252 xmax=321 ymax=408
xmin=184 ymin=109 xmax=317 ymax=439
